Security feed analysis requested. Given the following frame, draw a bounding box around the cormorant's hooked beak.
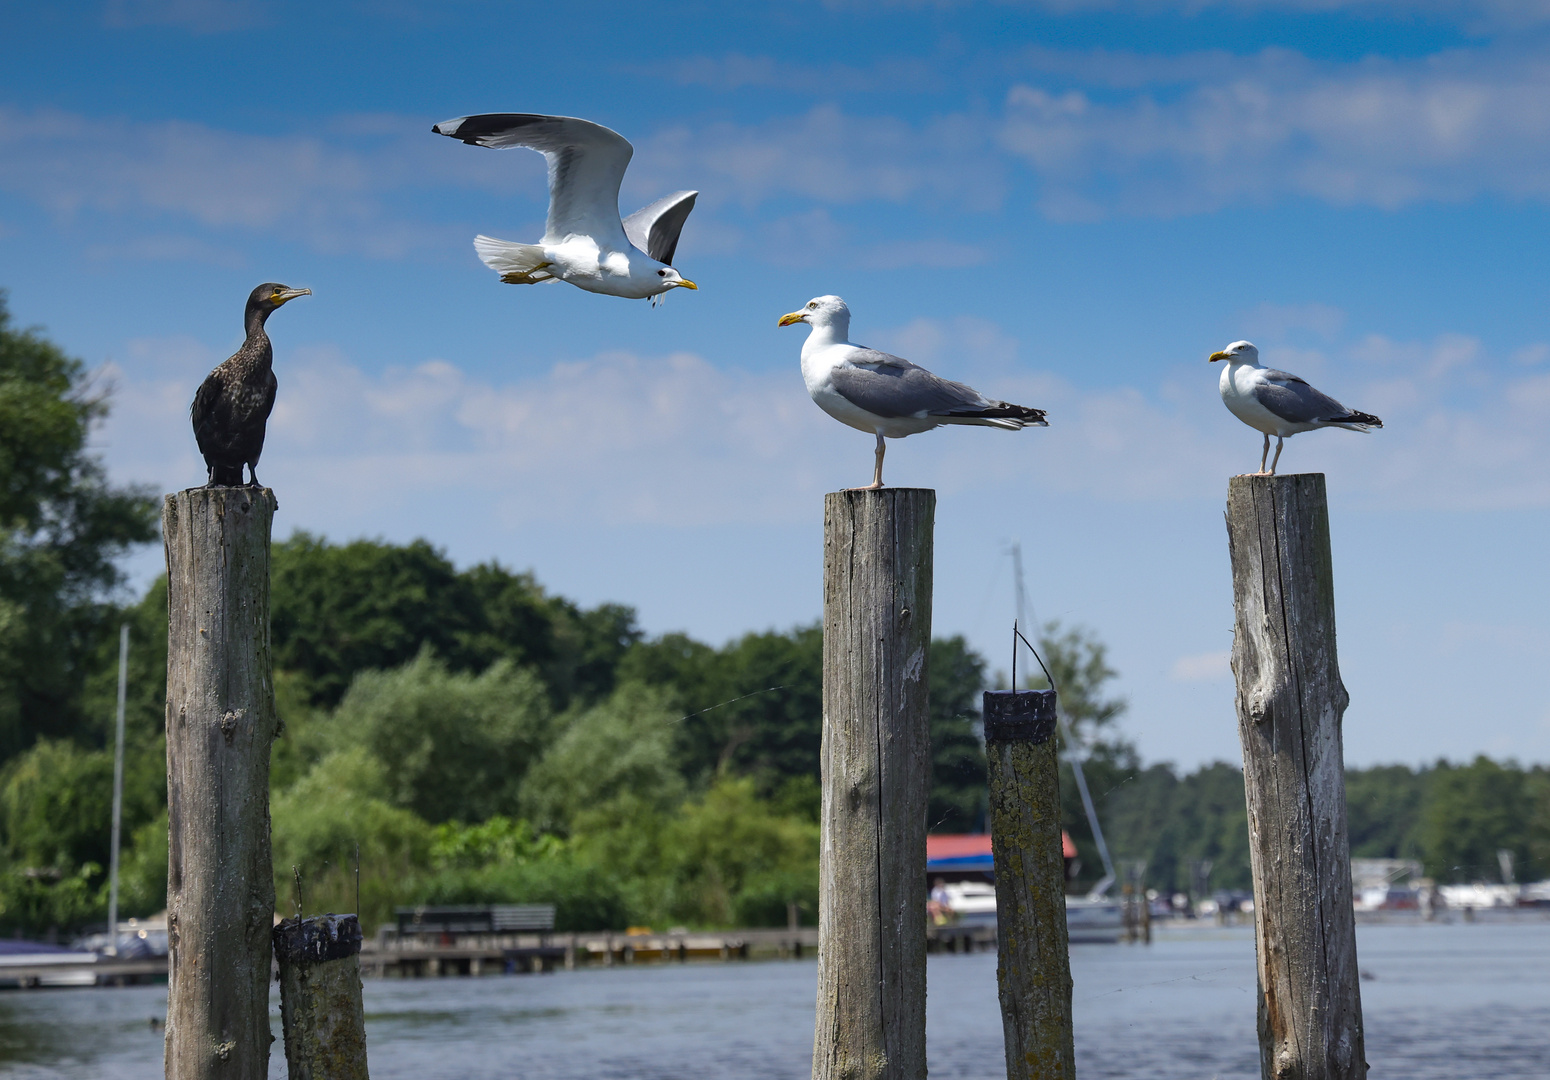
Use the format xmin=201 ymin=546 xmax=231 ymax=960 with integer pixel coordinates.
xmin=674 ymin=278 xmax=698 ymax=290
xmin=1208 ymin=350 xmax=1230 ymax=363
xmin=274 ymin=288 xmax=312 ymax=306
xmin=777 ymin=311 xmax=807 ymax=327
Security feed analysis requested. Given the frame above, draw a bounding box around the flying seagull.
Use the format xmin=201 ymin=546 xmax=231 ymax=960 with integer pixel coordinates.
xmin=1210 ymin=340 xmax=1382 ymax=476
xmin=779 ymin=295 xmax=1048 ymax=490
xmin=431 ymin=112 xmax=699 ymax=303
xmin=191 ymin=282 xmax=309 ymax=488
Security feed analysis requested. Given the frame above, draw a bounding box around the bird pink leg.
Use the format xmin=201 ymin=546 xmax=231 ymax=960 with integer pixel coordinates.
xmin=849 ymin=432 xmax=887 ymax=491
xmin=1269 ymin=436 xmax=1284 ymax=476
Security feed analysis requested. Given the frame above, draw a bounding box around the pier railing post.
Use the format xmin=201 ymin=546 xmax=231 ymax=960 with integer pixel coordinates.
xmin=984 ymin=688 xmax=1075 ymax=1079
xmin=164 ymin=487 xmax=280 ymax=1080
xmin=1226 ymin=474 xmax=1366 ymax=1080
xmin=813 ymin=489 xmax=934 ymax=1080
xmin=273 ymin=914 xmax=370 ymax=1079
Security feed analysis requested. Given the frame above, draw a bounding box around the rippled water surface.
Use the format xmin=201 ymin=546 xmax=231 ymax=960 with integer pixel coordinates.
xmin=2 ymin=921 xmax=1547 ymax=1078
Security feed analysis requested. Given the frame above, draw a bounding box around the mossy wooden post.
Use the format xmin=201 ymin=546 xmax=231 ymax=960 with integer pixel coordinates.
xmin=984 ymin=688 xmax=1074 ymax=1079
xmin=274 ymin=915 xmax=370 ymax=1079
xmin=1226 ymin=474 xmax=1367 ymax=1080
xmin=164 ymin=488 xmax=280 ymax=1080
xmin=814 ymin=489 xmax=934 ymax=1080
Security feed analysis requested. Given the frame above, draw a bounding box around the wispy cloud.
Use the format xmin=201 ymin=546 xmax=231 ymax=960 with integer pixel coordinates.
xmin=103 ymin=0 xmax=259 ymax=33
xmin=1171 ymin=650 xmax=1231 ymax=682
xmin=818 ymin=0 xmax=1550 ymax=31
xmin=1001 ymin=47 xmax=1550 ymax=218
xmin=96 ymin=312 xmax=1550 ymax=538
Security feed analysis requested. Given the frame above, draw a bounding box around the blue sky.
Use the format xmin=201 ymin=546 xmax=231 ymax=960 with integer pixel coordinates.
xmin=4 ymin=0 xmax=1550 ymax=770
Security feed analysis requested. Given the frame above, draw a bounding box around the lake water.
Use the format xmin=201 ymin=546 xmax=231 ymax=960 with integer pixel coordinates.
xmin=1 ymin=921 xmax=1547 ymax=1078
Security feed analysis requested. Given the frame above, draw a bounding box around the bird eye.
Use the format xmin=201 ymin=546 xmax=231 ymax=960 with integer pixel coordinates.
xmin=807 ymin=302 xmax=817 ymax=309
xmin=658 ymin=269 xmax=666 ymax=276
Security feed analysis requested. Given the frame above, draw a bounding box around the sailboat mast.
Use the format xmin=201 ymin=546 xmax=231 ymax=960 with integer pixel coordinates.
xmin=1010 ymin=545 xmax=1116 ymax=895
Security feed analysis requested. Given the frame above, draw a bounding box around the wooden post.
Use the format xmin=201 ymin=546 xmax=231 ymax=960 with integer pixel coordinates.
xmin=984 ymin=688 xmax=1075 ymax=1080
xmin=1226 ymin=474 xmax=1367 ymax=1080
xmin=164 ymin=488 xmax=280 ymax=1080
xmin=273 ymin=915 xmax=370 ymax=1080
xmin=813 ymin=489 xmax=934 ymax=1080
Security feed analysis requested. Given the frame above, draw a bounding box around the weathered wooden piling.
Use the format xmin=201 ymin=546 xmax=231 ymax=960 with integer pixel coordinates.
xmin=274 ymin=914 xmax=370 ymax=1080
xmin=813 ymin=489 xmax=934 ymax=1080
xmin=1226 ymin=474 xmax=1366 ymax=1080
xmin=984 ymin=688 xmax=1075 ymax=1080
xmin=164 ymin=487 xmax=280 ymax=1080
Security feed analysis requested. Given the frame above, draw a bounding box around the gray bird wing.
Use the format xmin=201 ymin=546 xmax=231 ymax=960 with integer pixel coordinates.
xmin=829 ymin=348 xmax=994 ymax=418
xmin=622 ymin=190 xmax=698 ymax=265
xmin=432 ymin=113 xmax=633 ymax=244
xmin=1253 ymin=368 xmax=1357 ymax=424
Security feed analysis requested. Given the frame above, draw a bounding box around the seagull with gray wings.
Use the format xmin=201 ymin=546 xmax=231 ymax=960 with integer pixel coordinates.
xmin=432 ymin=112 xmax=698 ymax=302
xmin=780 ymin=295 xmax=1048 ymax=490
xmin=1211 ymin=340 xmax=1382 ymax=475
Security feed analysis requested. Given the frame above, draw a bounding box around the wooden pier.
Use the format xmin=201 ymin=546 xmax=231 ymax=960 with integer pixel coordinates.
xmin=358 ymin=923 xmax=993 ymax=978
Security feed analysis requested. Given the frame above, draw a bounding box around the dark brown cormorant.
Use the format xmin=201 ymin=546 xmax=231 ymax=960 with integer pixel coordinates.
xmin=191 ymin=282 xmax=310 ymax=487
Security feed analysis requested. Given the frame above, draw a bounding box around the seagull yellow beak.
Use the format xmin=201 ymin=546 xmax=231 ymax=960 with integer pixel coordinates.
xmin=777 ymin=311 xmax=806 ymax=327
xmin=1208 ymin=350 xmax=1230 ymax=363
xmin=273 ymin=287 xmax=312 ymax=306
xmin=675 ymin=278 xmax=698 ymax=290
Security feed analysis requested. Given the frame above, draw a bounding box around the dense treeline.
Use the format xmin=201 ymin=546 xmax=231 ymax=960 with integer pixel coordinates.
xmin=2 ymin=297 xmax=1548 ymax=936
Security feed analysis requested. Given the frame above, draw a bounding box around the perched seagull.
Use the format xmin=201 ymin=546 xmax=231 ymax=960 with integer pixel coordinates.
xmin=191 ymin=282 xmax=310 ymax=487
xmin=1210 ymin=340 xmax=1382 ymax=476
xmin=779 ymin=295 xmax=1048 ymax=490
xmin=431 ymin=113 xmax=698 ymax=303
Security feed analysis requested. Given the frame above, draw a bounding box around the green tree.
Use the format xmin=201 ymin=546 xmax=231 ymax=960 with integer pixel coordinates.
xmin=0 ymin=736 xmax=163 ymax=930
xmin=520 ymin=683 xmax=685 ymax=834
xmin=0 ymin=292 xmax=158 ymax=758
xmin=1345 ymin=764 xmax=1431 ymax=860
xmin=270 ymin=534 xmax=638 ymax=709
xmin=326 ymin=651 xmax=552 ymax=824
xmin=1420 ymin=756 xmax=1540 ymax=882
xmin=928 ymin=636 xmax=988 ymax=833
xmin=1020 ymin=622 xmax=1135 ymax=889
xmin=619 ymin=626 xmax=824 ymax=789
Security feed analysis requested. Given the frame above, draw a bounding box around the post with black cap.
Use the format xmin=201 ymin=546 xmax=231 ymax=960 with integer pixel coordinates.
xmin=273 ymin=914 xmax=370 ymax=1080
xmin=985 ymin=679 xmax=1075 ymax=1079
xmin=813 ymin=488 xmax=934 ymax=1080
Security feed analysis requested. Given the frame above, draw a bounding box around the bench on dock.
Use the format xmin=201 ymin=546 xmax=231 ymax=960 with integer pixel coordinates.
xmin=394 ymin=904 xmax=556 ymax=937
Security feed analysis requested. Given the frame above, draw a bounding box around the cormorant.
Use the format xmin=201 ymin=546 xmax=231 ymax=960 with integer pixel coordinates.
xmin=191 ymin=282 xmax=310 ymax=487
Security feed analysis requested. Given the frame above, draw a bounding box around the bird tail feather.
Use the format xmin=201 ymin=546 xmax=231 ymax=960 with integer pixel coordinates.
xmin=1331 ymin=410 xmax=1382 ymax=431
xmin=936 ymin=401 xmax=1049 ymax=429
xmin=473 ymin=236 xmax=555 ymax=282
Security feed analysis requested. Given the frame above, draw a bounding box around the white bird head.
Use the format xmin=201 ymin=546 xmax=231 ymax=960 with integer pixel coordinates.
xmin=654 ymin=266 xmax=698 ymax=292
xmin=1209 ymin=340 xmax=1258 ymax=364
xmin=777 ymin=295 xmax=850 ymax=333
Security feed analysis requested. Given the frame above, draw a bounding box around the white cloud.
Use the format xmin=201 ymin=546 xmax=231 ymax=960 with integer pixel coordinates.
xmin=820 ymin=0 xmax=1550 ymax=30
xmin=1000 ymin=48 xmax=1550 ymax=218
xmin=0 ymin=105 xmax=526 ymax=258
xmin=1171 ymin=650 xmax=1232 ymax=682
xmin=631 ymin=105 xmax=1007 ymax=214
xmin=103 ymin=0 xmax=259 ymax=32
xmin=94 ymin=316 xmax=1550 ymax=540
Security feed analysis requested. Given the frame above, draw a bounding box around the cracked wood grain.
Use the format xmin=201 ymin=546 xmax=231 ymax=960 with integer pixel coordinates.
xmin=1227 ymin=474 xmax=1367 ymax=1080
xmin=814 ymin=489 xmax=934 ymax=1080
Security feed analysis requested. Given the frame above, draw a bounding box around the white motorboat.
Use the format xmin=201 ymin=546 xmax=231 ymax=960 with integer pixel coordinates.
xmin=938 ymin=880 xmax=1124 ymax=944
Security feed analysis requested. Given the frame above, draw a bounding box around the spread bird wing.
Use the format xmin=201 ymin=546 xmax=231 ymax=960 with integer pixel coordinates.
xmin=433 ymin=113 xmax=633 ymax=245
xmin=1253 ymin=369 xmax=1364 ymax=425
xmin=830 ymin=348 xmax=1046 ymax=428
xmin=622 ymin=190 xmax=698 ymax=265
